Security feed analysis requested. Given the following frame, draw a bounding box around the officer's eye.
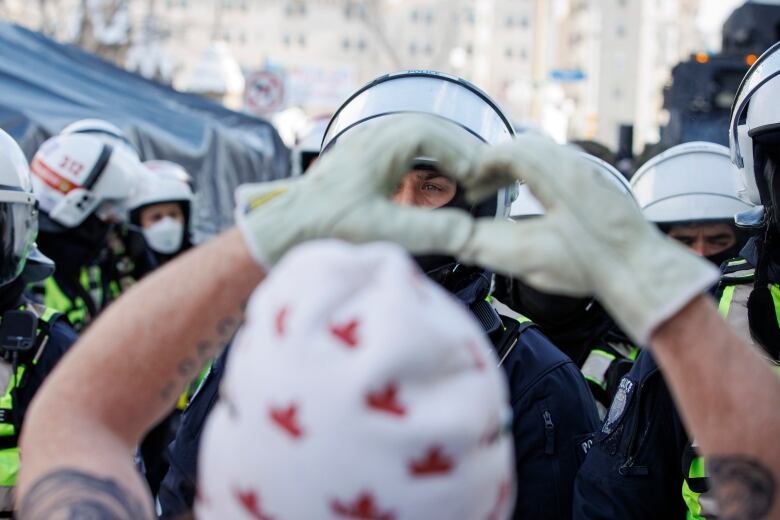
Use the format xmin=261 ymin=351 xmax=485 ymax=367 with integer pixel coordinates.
xmin=674 ymin=236 xmax=695 ymax=246
xmin=421 ymin=183 xmax=444 ymax=192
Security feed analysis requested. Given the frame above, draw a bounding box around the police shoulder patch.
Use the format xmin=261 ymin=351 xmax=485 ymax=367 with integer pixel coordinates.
xmin=602 ymin=377 xmax=634 ymax=435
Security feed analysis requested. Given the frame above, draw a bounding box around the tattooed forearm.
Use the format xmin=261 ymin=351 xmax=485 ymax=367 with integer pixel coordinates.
xmin=17 ymin=469 xmax=152 ymax=520
xmin=158 ymin=309 xmax=244 ymax=402
xmin=709 ymin=455 xmax=776 ymax=520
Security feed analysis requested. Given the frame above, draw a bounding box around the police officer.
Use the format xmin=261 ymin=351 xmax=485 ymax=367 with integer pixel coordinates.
xmin=498 ymin=155 xmax=639 ymax=416
xmin=631 ymin=141 xmax=753 ymax=266
xmin=158 ymin=71 xmax=600 ymax=520
xmin=572 ymin=105 xmax=768 ymax=517
xmin=30 ymin=132 xmax=142 ymax=331
xmin=0 ymin=129 xmax=78 ymax=515
xmin=127 ymin=160 xmax=195 ymax=278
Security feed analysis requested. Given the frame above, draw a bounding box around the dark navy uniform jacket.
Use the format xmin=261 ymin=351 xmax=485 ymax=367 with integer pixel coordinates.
xmin=572 ymin=350 xmax=689 ymax=519
xmin=158 ymin=273 xmax=599 ymax=519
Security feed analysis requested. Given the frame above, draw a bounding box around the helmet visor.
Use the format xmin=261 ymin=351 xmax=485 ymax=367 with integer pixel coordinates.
xmin=729 ymin=41 xmax=780 ymax=168
xmin=322 ymin=72 xmax=514 ymax=151
xmin=0 ymin=199 xmax=37 ymax=287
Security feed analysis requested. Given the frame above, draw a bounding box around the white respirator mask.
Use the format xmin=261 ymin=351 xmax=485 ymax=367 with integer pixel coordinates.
xmin=143 ymin=217 xmax=184 ymax=255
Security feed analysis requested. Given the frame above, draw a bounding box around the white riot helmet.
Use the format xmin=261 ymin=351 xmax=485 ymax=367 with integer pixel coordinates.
xmin=631 ymin=142 xmax=753 ymax=224
xmin=729 ymin=41 xmax=780 ymax=229
xmin=60 ymin=118 xmax=138 ymax=155
xmin=30 ymin=134 xmax=142 ymax=229
xmin=0 ymin=129 xmax=41 ymax=286
xmin=129 ymin=160 xmax=194 ymax=255
xmin=292 ymin=117 xmax=329 ymax=176
xmin=511 ymin=153 xmax=634 ymax=219
xmin=322 ymin=70 xmax=518 ymax=219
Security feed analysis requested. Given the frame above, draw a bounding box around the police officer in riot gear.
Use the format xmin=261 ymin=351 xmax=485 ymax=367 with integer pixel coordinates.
xmin=632 ymin=141 xmax=753 ymax=266
xmin=497 ymin=155 xmax=639 ymax=416
xmin=573 ymin=51 xmax=779 ymax=518
xmin=29 ymin=131 xmax=142 ymax=331
xmin=0 ymin=129 xmax=78 ymax=515
xmin=158 ymin=71 xmax=599 ymax=520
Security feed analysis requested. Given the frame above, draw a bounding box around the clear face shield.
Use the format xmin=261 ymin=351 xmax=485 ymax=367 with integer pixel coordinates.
xmin=0 ymin=191 xmax=37 ymax=287
xmin=321 ymin=71 xmax=518 ymax=219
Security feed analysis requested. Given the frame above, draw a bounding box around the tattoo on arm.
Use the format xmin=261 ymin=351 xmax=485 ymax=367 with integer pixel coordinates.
xmin=18 ymin=469 xmax=152 ymax=519
xmin=709 ymin=455 xmax=776 ymax=520
xmin=158 ymin=309 xmax=244 ymax=402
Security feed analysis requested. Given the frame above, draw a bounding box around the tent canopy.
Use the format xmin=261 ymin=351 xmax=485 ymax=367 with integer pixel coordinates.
xmin=0 ymin=22 xmax=290 ymax=236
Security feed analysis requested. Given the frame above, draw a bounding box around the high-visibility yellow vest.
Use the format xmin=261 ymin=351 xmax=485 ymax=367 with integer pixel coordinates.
xmin=0 ymin=305 xmax=60 ymax=512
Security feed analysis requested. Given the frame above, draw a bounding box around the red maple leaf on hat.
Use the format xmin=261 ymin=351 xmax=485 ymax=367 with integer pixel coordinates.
xmin=485 ymin=479 xmax=512 ymax=520
xmin=331 ymin=492 xmax=395 ymax=520
xmin=269 ymin=403 xmax=304 ymax=439
xmin=465 ymin=338 xmax=486 ymax=371
xmin=235 ymin=488 xmax=274 ymax=520
xmin=275 ymin=306 xmax=289 ymax=337
xmin=366 ymin=382 xmax=406 ymax=417
xmin=330 ymin=319 xmax=359 ymax=348
xmin=409 ymin=445 xmax=454 ymax=476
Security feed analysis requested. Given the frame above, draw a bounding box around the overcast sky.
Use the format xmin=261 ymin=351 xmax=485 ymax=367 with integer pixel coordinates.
xmin=696 ymin=0 xmax=745 ymax=50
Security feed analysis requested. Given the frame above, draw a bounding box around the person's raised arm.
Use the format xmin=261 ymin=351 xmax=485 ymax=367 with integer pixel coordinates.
xmin=650 ymin=295 xmax=780 ymax=519
xmin=16 ymin=115 xmax=481 ymax=519
xmin=457 ymin=135 xmax=780 ymax=519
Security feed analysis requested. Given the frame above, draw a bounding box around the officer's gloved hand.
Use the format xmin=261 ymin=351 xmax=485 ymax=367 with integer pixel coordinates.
xmin=458 ymin=134 xmax=719 ymax=345
xmin=235 ymin=114 xmax=479 ymax=268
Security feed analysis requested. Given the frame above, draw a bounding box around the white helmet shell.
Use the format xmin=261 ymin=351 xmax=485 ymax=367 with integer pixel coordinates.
xmin=31 ymin=134 xmax=142 ymax=228
xmin=130 ymin=160 xmax=194 ymax=211
xmin=631 ymin=142 xmax=753 ymax=224
xmin=511 ymin=153 xmax=634 ymax=218
xmin=0 ymin=129 xmax=39 ymax=285
xmin=729 ymin=41 xmax=780 ymax=206
xmin=60 ymin=118 xmax=138 ymax=156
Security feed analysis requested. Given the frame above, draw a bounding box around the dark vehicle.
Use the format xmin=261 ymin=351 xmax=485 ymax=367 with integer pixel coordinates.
xmin=658 ymin=1 xmax=780 ymax=149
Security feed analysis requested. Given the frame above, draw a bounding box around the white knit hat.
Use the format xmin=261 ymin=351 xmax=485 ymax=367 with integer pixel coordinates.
xmin=196 ymin=240 xmax=515 ymax=520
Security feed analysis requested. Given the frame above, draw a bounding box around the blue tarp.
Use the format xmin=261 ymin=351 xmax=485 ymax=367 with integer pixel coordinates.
xmin=0 ymin=22 xmax=290 ymax=236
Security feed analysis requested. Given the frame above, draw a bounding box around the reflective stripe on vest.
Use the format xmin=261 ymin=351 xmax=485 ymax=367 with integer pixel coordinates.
xmin=581 ymin=349 xmax=615 ymax=390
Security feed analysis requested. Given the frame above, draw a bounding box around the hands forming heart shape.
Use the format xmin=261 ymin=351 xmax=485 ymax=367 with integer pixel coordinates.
xmin=236 ymin=114 xmax=718 ymax=344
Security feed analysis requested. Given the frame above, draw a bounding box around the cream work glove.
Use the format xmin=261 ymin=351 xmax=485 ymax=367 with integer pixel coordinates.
xmin=235 ymin=114 xmax=480 ymax=268
xmin=458 ymin=134 xmax=719 ymax=345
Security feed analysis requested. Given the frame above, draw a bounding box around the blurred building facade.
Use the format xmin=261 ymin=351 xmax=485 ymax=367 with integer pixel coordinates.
xmin=2 ymin=0 xmax=720 ymax=151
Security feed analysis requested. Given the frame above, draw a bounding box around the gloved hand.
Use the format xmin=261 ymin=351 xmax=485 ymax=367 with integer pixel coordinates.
xmin=235 ymin=114 xmax=480 ymax=268
xmin=458 ymin=134 xmax=719 ymax=345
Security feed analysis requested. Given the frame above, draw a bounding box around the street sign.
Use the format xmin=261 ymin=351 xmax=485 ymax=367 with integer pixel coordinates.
xmin=245 ymin=70 xmax=285 ymax=114
xmin=549 ymin=69 xmax=587 ymax=82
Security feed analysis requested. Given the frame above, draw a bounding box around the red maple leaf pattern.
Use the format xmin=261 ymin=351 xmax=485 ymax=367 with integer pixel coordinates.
xmin=330 ymin=319 xmax=359 ymax=348
xmin=485 ymin=479 xmax=512 ymax=520
xmin=331 ymin=492 xmax=395 ymax=520
xmin=409 ymin=445 xmax=455 ymax=476
xmin=274 ymin=306 xmax=288 ymax=337
xmin=269 ymin=403 xmax=304 ymax=439
xmin=366 ymin=382 xmax=406 ymax=417
xmin=466 ymin=338 xmax=486 ymax=371
xmin=235 ymin=488 xmax=274 ymax=520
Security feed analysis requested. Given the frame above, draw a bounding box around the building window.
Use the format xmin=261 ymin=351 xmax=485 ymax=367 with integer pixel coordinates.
xmin=505 ymin=47 xmax=513 ymax=58
xmin=239 ymin=32 xmax=246 ymax=44
xmin=425 ymin=10 xmax=434 ymax=24
xmin=357 ymin=39 xmax=366 ymax=51
xmin=616 ymin=24 xmax=626 ymax=37
xmin=465 ymin=43 xmax=473 ymax=55
xmin=505 ymin=16 xmax=513 ymax=27
xmin=283 ymin=33 xmax=291 ymax=46
xmin=409 ymin=42 xmax=417 ymax=55
xmin=298 ymin=34 xmax=306 ymax=46
xmin=520 ymin=48 xmax=528 ymax=60
xmin=410 ymin=9 xmax=419 ymax=22
xmin=520 ymin=16 xmax=529 ymax=28
xmin=342 ymin=38 xmax=350 ymax=50
xmin=424 ymin=42 xmax=433 ymax=55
